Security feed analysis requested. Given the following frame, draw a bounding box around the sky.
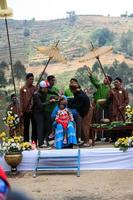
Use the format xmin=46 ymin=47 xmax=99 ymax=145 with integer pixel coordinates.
xmin=7 ymin=0 xmax=133 ymax=20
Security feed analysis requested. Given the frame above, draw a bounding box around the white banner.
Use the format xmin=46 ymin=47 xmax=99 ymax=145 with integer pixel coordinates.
xmin=1 ymin=148 xmax=133 ymax=171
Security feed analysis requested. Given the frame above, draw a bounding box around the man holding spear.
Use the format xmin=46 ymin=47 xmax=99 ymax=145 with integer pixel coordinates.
xmin=79 ymin=43 xmax=126 ymax=122
xmin=87 ymin=67 xmax=112 ymax=123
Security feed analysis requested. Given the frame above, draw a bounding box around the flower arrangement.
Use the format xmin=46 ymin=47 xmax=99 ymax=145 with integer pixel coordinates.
xmin=114 ymin=136 xmax=133 ymax=152
xmin=20 ymin=142 xmax=32 ymax=151
xmin=125 ymin=105 xmax=133 ymax=122
xmin=91 ymin=121 xmax=132 ymax=129
xmin=0 ymin=132 xmax=6 ymax=139
xmin=3 ymin=111 xmax=20 ymax=129
xmin=0 ymin=133 xmax=32 ymax=156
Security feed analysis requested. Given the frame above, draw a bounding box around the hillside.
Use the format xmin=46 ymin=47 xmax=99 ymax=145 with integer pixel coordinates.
xmin=0 ymin=15 xmax=133 ymax=65
xmin=0 ymin=15 xmax=133 ymax=91
xmin=27 ymin=51 xmax=133 ymax=75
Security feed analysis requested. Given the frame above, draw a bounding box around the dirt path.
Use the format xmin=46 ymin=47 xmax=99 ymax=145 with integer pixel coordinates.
xmin=9 ymin=170 xmax=133 ymax=200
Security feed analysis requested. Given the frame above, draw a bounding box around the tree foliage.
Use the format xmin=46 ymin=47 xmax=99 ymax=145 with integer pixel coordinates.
xmin=92 ymin=61 xmax=100 ymax=73
xmin=13 ymin=61 xmax=26 ymax=80
xmin=120 ymin=30 xmax=133 ymax=56
xmin=0 ymin=61 xmax=8 ymax=70
xmin=0 ymin=70 xmax=7 ymax=87
xmin=90 ymin=28 xmax=114 ymax=47
xmin=66 ymin=11 xmax=77 ymax=26
xmin=24 ymin=28 xmax=30 ymax=37
xmin=104 ymin=60 xmax=133 ymax=87
xmin=0 ymin=61 xmax=8 ymax=87
xmin=74 ymin=65 xmax=90 ymax=88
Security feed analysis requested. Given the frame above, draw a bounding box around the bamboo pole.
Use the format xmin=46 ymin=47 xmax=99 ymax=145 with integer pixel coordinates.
xmin=5 ymin=17 xmax=16 ymax=95
xmin=0 ymin=0 xmax=16 ymax=94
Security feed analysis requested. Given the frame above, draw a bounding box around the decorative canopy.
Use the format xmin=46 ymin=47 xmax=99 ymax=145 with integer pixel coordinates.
xmin=79 ymin=46 xmax=113 ymax=62
xmin=35 ymin=45 xmax=67 ymax=64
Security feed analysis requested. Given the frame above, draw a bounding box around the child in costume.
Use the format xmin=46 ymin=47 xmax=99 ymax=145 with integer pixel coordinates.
xmin=55 ymin=101 xmax=74 ymax=144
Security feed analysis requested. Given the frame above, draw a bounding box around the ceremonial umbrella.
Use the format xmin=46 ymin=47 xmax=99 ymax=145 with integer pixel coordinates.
xmin=0 ymin=0 xmax=16 ymax=94
xmin=34 ymin=41 xmax=66 ymax=86
xmin=79 ymin=42 xmax=113 ymax=82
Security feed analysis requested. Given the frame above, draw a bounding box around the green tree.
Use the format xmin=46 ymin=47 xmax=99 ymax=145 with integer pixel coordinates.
xmin=74 ymin=65 xmax=90 ymax=88
xmin=120 ymin=30 xmax=133 ymax=56
xmin=107 ymin=59 xmax=120 ymax=78
xmin=0 ymin=70 xmax=7 ymax=87
xmin=92 ymin=61 xmax=100 ymax=73
xmin=105 ymin=61 xmax=133 ymax=86
xmin=66 ymin=11 xmax=77 ymax=26
xmin=106 ymin=67 xmax=117 ymax=79
xmin=90 ymin=28 xmax=114 ymax=47
xmin=117 ymin=62 xmax=131 ymax=84
xmin=91 ymin=61 xmax=106 ymax=80
xmin=13 ymin=61 xmax=26 ymax=80
xmin=0 ymin=61 xmax=8 ymax=87
xmin=0 ymin=61 xmax=8 ymax=70
xmin=24 ymin=28 xmax=30 ymax=37
xmin=112 ymin=59 xmax=120 ymax=69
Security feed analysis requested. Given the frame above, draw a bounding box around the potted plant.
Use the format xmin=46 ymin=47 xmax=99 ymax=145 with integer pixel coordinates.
xmin=114 ymin=136 xmax=133 ymax=152
xmin=0 ymin=133 xmax=32 ymax=173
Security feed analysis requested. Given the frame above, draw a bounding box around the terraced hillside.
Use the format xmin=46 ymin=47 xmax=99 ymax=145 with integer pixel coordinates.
xmin=0 ymin=15 xmax=133 ymax=65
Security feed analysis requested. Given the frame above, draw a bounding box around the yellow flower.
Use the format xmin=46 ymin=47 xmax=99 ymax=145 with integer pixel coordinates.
xmin=130 ymin=136 xmax=133 ymax=140
xmin=20 ymin=142 xmax=32 ymax=150
xmin=0 ymin=132 xmax=6 ymax=138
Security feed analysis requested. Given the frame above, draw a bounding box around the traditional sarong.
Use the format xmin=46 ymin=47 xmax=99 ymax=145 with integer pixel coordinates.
xmin=54 ymin=122 xmax=77 ymax=149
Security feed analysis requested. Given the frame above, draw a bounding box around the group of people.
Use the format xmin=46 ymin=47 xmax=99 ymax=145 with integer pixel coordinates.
xmin=88 ymin=69 xmax=129 ymax=141
xmin=8 ymin=73 xmax=91 ymax=149
xmin=89 ymin=71 xmax=129 ymax=122
xmin=7 ymin=67 xmax=129 ymax=149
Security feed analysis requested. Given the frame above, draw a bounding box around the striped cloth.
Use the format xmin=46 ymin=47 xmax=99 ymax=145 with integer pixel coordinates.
xmin=54 ymin=122 xmax=77 ymax=149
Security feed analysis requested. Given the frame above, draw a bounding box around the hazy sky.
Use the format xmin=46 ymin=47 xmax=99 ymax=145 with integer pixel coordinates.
xmin=8 ymin=0 xmax=133 ymax=20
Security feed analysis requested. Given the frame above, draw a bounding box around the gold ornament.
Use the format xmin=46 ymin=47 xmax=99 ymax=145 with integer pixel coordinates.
xmin=0 ymin=0 xmax=13 ymax=17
